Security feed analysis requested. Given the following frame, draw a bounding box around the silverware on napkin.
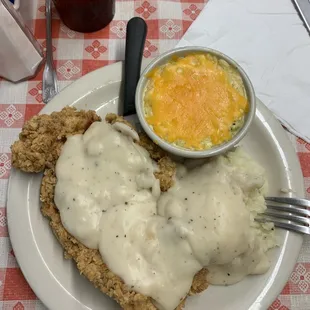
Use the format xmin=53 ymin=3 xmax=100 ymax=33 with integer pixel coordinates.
xmin=292 ymin=0 xmax=310 ymax=34
xmin=43 ymin=0 xmax=58 ymax=103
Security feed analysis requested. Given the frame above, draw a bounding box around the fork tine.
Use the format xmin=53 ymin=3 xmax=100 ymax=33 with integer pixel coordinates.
xmin=266 ymin=203 xmax=310 ymax=217
xmin=263 ymin=209 xmax=309 ymax=226
xmin=266 ymin=197 xmax=310 ymax=209
xmin=256 ymin=215 xmax=310 ymax=235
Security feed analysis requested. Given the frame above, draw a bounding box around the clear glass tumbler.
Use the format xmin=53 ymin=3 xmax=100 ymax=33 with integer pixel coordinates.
xmin=53 ymin=0 xmax=115 ymax=33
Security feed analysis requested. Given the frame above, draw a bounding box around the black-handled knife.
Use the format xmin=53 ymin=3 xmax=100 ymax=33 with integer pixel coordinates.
xmin=123 ymin=17 xmax=148 ymax=117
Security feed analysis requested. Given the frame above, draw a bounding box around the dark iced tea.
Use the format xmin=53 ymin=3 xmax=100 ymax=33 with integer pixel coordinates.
xmin=53 ymin=0 xmax=115 ymax=33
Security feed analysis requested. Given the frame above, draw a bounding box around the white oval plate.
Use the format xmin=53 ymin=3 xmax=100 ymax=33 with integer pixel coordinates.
xmin=7 ymin=60 xmax=304 ymax=310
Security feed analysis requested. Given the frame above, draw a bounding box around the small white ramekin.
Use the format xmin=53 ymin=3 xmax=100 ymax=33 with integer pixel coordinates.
xmin=135 ymin=47 xmax=256 ymax=158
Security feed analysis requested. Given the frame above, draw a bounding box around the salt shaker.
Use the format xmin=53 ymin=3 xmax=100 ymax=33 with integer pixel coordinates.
xmin=0 ymin=0 xmax=44 ymax=82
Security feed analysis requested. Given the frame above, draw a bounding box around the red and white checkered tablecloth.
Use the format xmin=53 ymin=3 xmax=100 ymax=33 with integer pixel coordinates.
xmin=0 ymin=0 xmax=310 ymax=309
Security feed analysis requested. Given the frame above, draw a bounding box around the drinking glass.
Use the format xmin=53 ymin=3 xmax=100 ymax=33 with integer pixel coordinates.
xmin=53 ymin=0 xmax=115 ymax=33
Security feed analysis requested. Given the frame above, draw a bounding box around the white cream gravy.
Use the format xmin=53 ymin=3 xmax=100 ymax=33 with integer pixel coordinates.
xmin=55 ymin=121 xmax=276 ymax=310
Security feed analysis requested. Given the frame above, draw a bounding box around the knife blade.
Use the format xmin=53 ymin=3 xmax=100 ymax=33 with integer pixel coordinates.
xmin=292 ymin=0 xmax=310 ymax=34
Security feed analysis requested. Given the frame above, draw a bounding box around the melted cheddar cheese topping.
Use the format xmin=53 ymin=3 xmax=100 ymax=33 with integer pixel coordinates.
xmin=144 ymin=54 xmax=248 ymax=150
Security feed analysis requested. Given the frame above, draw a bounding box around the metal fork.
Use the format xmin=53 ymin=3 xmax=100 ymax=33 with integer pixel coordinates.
xmin=256 ymin=197 xmax=310 ymax=235
xmin=42 ymin=0 xmax=58 ymax=103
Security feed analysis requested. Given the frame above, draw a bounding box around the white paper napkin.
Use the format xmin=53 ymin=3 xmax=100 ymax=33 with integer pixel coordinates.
xmin=177 ymin=0 xmax=310 ymax=143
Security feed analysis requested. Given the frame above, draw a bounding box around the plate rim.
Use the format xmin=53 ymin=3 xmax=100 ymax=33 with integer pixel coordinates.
xmin=7 ymin=60 xmax=305 ymax=310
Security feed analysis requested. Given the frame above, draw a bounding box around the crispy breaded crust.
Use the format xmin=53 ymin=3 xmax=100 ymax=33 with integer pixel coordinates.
xmin=11 ymin=107 xmax=208 ymax=309
xmin=11 ymin=107 xmax=101 ymax=172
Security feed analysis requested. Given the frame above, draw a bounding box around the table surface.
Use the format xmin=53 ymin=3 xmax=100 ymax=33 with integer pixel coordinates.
xmin=0 ymin=0 xmax=310 ymax=309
